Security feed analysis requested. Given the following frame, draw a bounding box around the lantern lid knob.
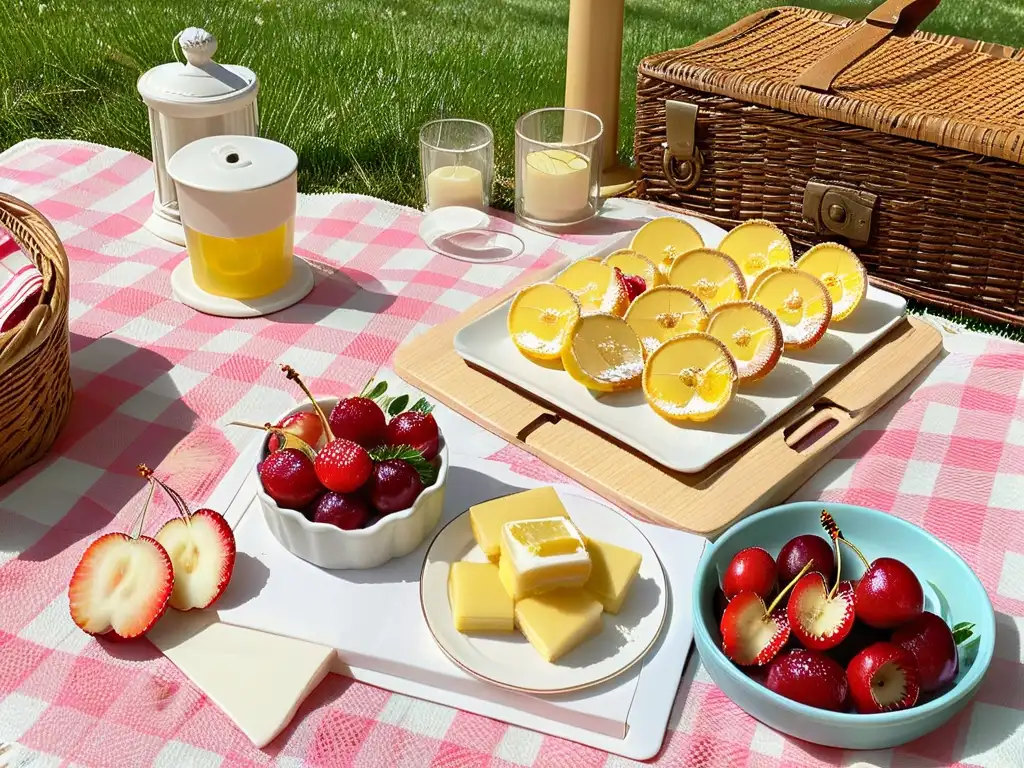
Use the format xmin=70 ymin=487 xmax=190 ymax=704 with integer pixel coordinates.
xmin=178 ymin=27 xmax=218 ymax=68
xmin=137 ymin=27 xmax=258 ymax=117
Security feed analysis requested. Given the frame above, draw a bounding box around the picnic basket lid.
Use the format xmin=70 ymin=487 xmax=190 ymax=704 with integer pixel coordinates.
xmin=639 ymin=0 xmax=1024 ymax=164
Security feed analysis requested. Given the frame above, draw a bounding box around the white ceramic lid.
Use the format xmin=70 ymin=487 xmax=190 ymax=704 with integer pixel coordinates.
xmin=138 ymin=28 xmax=257 ymax=111
xmin=168 ymin=136 xmax=298 ymax=194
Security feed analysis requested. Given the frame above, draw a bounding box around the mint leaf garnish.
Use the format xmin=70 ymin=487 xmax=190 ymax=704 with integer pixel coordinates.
xmin=366 ymin=380 xmax=388 ymax=401
xmin=387 ymin=394 xmax=410 ymax=416
xmin=952 ymin=621 xmax=976 ymax=646
xmin=410 ymin=397 xmax=434 ymax=415
xmin=369 ymin=444 xmax=438 ymax=486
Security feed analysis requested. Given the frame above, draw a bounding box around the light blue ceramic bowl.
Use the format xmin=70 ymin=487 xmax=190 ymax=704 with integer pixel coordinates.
xmin=693 ymin=501 xmax=995 ymax=750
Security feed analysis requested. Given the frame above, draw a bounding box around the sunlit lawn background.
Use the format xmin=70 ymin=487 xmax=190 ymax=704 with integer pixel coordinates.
xmin=2 ymin=0 xmax=1022 ymax=335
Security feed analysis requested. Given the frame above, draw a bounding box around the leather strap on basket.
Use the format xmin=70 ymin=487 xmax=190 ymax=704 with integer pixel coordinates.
xmin=796 ymin=0 xmax=941 ymax=92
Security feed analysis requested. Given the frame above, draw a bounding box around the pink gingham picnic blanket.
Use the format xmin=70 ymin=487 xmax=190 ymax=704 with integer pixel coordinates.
xmin=0 ymin=233 xmax=43 ymax=332
xmin=0 ymin=139 xmax=1022 ymax=768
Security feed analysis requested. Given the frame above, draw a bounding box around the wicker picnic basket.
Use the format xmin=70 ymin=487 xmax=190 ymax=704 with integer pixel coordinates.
xmin=634 ymin=0 xmax=1024 ymax=326
xmin=0 ymin=193 xmax=73 ymax=484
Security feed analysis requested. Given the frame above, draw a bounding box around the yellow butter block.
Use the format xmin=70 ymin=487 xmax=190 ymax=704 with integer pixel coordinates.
xmin=448 ymin=562 xmax=514 ymax=633
xmin=499 ymin=517 xmax=591 ymax=600
xmin=515 ymin=588 xmax=603 ymax=662
xmin=469 ymin=486 xmax=568 ymax=561
xmin=584 ymin=538 xmax=643 ymax=614
xmin=498 ymin=554 xmax=517 ymax=601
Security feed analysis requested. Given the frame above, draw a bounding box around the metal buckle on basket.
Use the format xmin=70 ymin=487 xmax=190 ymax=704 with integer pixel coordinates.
xmin=662 ymin=100 xmax=702 ymax=192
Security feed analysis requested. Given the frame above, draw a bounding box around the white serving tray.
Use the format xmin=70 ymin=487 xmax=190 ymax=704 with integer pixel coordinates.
xmin=204 ymin=376 xmax=708 ymax=759
xmin=453 ymin=220 xmax=908 ymax=473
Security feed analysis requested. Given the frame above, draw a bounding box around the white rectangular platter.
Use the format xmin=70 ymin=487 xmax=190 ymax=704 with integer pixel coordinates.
xmin=453 ymin=224 xmax=907 ymax=473
xmin=210 ymin=387 xmax=709 ymax=760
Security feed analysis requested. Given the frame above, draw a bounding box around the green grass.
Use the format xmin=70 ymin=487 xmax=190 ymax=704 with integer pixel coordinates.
xmin=2 ymin=0 xmax=1022 ymax=339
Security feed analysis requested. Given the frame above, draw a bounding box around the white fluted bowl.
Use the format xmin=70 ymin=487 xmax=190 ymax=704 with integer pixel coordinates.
xmin=255 ymin=397 xmax=447 ymax=570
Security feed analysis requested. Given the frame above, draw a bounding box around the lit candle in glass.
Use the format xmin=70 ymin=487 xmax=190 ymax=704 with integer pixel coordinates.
xmin=419 ymin=119 xmax=493 ymax=211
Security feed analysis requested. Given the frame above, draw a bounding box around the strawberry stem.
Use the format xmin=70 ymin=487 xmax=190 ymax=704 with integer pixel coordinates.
xmin=766 ymin=559 xmax=814 ymax=615
xmin=281 ymin=365 xmax=335 ymax=441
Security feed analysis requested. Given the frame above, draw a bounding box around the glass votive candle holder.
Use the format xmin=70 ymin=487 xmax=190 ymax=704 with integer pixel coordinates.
xmin=419 ymin=119 xmax=494 ymax=211
xmin=515 ymin=107 xmax=603 ymax=230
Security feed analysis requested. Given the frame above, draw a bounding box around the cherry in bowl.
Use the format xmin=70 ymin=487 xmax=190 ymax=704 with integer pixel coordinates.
xmin=693 ymin=501 xmax=994 ymax=750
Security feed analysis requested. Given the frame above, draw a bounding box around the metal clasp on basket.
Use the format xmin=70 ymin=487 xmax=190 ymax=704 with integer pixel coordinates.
xmin=661 ymin=100 xmax=702 ymax=192
xmin=803 ymin=181 xmax=877 ymax=244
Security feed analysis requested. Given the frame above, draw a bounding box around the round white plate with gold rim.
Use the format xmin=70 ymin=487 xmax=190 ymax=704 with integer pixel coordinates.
xmin=420 ymin=491 xmax=668 ymax=694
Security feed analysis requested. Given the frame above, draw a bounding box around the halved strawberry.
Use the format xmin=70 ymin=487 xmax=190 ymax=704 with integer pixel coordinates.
xmin=156 ymin=509 xmax=236 ymax=611
xmin=720 ymin=560 xmax=813 ymax=666
xmin=69 ymin=533 xmax=173 ymax=639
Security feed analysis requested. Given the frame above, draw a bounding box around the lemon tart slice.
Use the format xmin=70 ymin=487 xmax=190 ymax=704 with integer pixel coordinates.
xmin=795 ymin=242 xmax=868 ymax=322
xmin=706 ymin=301 xmax=784 ymax=382
xmin=718 ymin=219 xmax=794 ymax=287
xmin=507 ymin=283 xmax=581 ymax=361
xmin=554 ymin=260 xmax=629 ymax=316
xmin=667 ymin=249 xmax=746 ymax=312
xmin=642 ymin=332 xmax=738 ymax=423
xmin=624 ymin=286 xmax=708 ymax=356
xmin=561 ymin=313 xmax=645 ymax=392
xmin=749 ymin=267 xmax=833 ymax=349
xmin=629 ymin=217 xmax=705 ymax=279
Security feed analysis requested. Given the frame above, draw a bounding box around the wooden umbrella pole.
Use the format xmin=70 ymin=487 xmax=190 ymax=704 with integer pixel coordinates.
xmin=564 ymin=0 xmax=636 ymax=196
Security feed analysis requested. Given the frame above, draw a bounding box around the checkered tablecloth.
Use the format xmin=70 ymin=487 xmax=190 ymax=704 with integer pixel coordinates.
xmin=0 ymin=139 xmax=1022 ymax=768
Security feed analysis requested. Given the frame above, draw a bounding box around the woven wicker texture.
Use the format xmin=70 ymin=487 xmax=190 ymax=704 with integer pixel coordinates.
xmin=641 ymin=5 xmax=1024 ymax=163
xmin=635 ymin=3 xmax=1024 ymax=327
xmin=0 ymin=193 xmax=73 ymax=484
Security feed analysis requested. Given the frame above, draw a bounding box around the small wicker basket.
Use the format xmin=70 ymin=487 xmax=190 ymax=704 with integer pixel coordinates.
xmin=0 ymin=193 xmax=73 ymax=485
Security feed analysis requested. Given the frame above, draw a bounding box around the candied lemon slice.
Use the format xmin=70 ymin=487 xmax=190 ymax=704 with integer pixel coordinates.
xmin=749 ymin=267 xmax=833 ymax=350
xmin=629 ymin=217 xmax=705 ymax=278
xmin=508 ymin=283 xmax=581 ymax=361
xmin=706 ymin=301 xmax=784 ymax=382
xmin=602 ymin=249 xmax=662 ymax=288
xmin=667 ymin=249 xmax=746 ymax=312
xmin=643 ymin=333 xmax=738 ymax=422
xmin=624 ymin=286 xmax=709 ymax=356
xmin=795 ymin=242 xmax=868 ymax=322
xmin=554 ymin=260 xmax=629 ymax=316
xmin=718 ymin=219 xmax=794 ymax=287
xmin=562 ymin=313 xmax=644 ymax=392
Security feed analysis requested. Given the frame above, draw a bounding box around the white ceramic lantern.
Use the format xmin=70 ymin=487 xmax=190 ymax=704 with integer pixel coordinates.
xmin=137 ymin=27 xmax=259 ymax=245
xmin=167 ymin=135 xmax=314 ymax=318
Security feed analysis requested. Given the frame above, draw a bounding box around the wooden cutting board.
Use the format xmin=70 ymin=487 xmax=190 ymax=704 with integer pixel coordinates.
xmin=394 ymin=271 xmax=943 ymax=538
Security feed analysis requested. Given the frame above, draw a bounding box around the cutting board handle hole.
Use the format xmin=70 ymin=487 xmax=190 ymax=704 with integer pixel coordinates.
xmin=516 ymin=412 xmax=561 ymax=442
xmin=784 ymin=401 xmax=851 ymax=453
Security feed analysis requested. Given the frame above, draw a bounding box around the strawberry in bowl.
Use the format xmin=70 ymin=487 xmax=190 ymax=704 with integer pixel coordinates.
xmin=238 ymin=366 xmax=447 ymax=570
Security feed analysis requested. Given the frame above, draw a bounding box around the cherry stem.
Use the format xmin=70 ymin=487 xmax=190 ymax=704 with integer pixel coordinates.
xmin=127 ymin=481 xmax=156 ymax=539
xmin=765 ymin=559 xmax=814 ymax=615
xmin=229 ymin=421 xmax=275 ymax=432
xmin=138 ymin=464 xmax=192 ymax=524
xmin=839 ymin=536 xmax=870 ymax=570
xmin=820 ymin=509 xmax=870 ymax=571
xmin=281 ymin=365 xmax=335 ymax=441
xmin=829 ymin=532 xmax=842 ymax=599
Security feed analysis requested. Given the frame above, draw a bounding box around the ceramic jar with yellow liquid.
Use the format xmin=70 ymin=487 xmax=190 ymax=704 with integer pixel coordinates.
xmin=168 ymin=135 xmax=312 ymax=315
